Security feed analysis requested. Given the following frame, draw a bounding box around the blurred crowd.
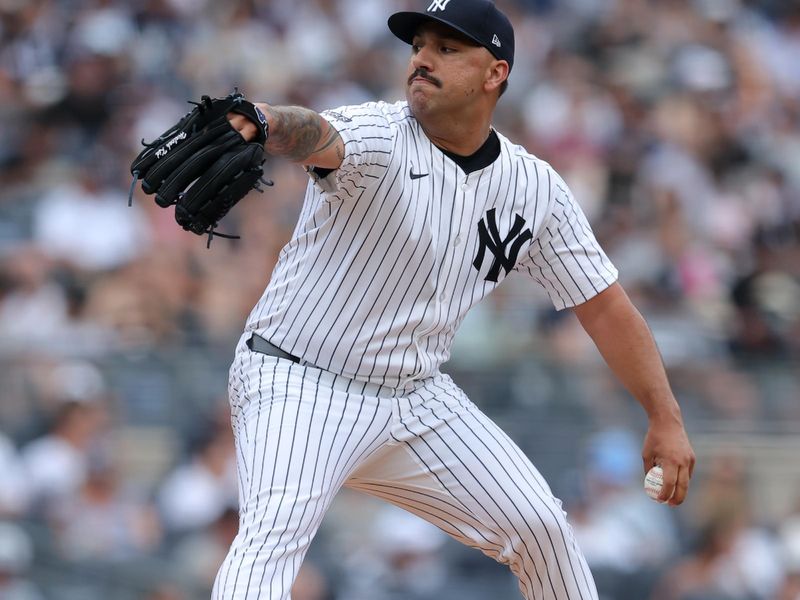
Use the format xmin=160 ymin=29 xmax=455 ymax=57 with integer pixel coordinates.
xmin=0 ymin=0 xmax=799 ymax=598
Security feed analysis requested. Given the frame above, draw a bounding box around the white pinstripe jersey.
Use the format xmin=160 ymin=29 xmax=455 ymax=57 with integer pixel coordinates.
xmin=244 ymin=100 xmax=618 ymax=389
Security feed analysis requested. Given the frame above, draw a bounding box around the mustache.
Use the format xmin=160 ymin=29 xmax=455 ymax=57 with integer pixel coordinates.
xmin=408 ymin=69 xmax=442 ymax=88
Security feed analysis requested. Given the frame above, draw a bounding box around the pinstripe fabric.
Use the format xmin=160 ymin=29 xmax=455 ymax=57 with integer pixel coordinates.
xmin=213 ymin=351 xmax=598 ymax=600
xmin=214 ymin=351 xmax=397 ymax=600
xmin=243 ymin=101 xmax=617 ymax=390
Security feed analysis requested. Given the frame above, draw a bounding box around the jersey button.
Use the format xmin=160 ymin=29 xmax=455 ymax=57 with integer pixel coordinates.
xmin=439 ymin=291 xmax=447 ymax=302
xmin=461 ymin=183 xmax=469 ymax=191
xmin=454 ymin=235 xmax=461 ymax=246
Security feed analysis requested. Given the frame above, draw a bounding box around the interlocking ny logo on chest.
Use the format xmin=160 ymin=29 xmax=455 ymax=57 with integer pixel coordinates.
xmin=473 ymin=209 xmax=533 ymax=282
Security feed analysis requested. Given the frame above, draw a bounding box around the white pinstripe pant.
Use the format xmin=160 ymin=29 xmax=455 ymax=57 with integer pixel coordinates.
xmin=212 ymin=349 xmax=598 ymax=600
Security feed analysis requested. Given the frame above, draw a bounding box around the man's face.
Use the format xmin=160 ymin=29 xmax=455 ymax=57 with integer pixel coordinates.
xmin=405 ymin=22 xmax=496 ymax=119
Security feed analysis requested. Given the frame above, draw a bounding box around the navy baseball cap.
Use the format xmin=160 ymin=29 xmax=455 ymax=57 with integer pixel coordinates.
xmin=388 ymin=0 xmax=515 ymax=72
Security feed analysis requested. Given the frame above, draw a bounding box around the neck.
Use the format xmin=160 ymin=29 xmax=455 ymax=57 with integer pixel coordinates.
xmin=417 ymin=107 xmax=493 ymax=156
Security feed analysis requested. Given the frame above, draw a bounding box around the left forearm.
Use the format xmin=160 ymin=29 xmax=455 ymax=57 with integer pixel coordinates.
xmin=573 ymin=284 xmax=681 ymax=421
xmin=261 ymin=104 xmax=342 ymax=165
xmin=573 ymin=283 xmax=695 ymax=504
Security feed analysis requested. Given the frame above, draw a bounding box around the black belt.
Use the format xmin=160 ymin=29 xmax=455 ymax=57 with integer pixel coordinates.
xmin=246 ymin=334 xmax=302 ymax=364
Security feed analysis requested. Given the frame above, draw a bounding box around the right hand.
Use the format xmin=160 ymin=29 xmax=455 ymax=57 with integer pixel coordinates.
xmin=642 ymin=413 xmax=696 ymax=506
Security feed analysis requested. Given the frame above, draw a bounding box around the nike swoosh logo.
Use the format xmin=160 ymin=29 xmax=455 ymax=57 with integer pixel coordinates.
xmin=409 ymin=168 xmax=429 ymax=180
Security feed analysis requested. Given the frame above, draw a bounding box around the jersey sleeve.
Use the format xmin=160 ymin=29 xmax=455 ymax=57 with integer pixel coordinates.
xmin=312 ymin=103 xmax=395 ymax=198
xmin=518 ymin=169 xmax=619 ymax=310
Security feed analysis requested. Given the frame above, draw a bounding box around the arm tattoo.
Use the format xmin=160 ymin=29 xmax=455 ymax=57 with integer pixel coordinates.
xmin=265 ymin=106 xmax=342 ymax=163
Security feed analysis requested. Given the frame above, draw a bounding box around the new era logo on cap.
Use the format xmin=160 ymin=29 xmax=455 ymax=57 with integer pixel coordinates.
xmin=492 ymin=34 xmax=501 ymax=47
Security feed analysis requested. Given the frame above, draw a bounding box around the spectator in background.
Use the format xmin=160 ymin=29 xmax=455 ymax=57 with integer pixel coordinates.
xmin=171 ymin=507 xmax=239 ymax=593
xmin=777 ymin=573 xmax=800 ymax=600
xmin=142 ymin=583 xmax=190 ymax=600
xmin=0 ymin=246 xmax=68 ymax=347
xmin=157 ymin=424 xmax=237 ymax=534
xmin=651 ymin=510 xmax=750 ymax=600
xmin=21 ymin=397 xmax=109 ymax=516
xmin=728 ymin=234 xmax=800 ymax=359
xmin=653 ymin=493 xmax=784 ymax=600
xmin=0 ymin=433 xmax=29 ymax=518
xmin=32 ymin=145 xmax=151 ymax=273
xmin=292 ymin=562 xmax=334 ymax=600
xmin=650 ymin=503 xmax=785 ymax=600
xmin=569 ymin=430 xmax=679 ymax=599
xmin=0 ymin=249 xmax=116 ymax=354
xmin=48 ymin=455 xmax=162 ymax=562
xmin=777 ymin=494 xmax=800 ymax=597
xmin=337 ymin=504 xmax=449 ymax=600
xmin=0 ymin=523 xmax=43 ymax=600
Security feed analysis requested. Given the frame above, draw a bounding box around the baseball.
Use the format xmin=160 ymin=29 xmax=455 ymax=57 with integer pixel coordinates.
xmin=644 ymin=465 xmax=665 ymax=502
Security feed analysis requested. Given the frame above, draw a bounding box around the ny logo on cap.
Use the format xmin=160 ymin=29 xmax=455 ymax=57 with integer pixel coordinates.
xmin=427 ymin=0 xmax=452 ymax=12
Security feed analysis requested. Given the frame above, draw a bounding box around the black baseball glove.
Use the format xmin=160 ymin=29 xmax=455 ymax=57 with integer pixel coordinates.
xmin=129 ymin=90 xmax=271 ymax=245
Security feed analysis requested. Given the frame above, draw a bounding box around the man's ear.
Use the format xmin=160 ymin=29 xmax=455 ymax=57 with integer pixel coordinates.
xmin=485 ymin=60 xmax=510 ymax=94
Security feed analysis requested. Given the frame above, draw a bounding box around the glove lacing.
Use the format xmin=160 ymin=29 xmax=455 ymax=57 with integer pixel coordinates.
xmin=199 ymin=173 xmax=273 ymax=248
